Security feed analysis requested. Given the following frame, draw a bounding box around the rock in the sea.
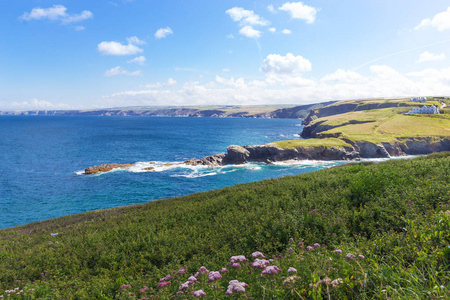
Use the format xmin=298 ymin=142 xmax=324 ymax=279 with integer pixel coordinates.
xmin=223 ymin=145 xmax=250 ymax=165
xmin=85 ymin=163 xmax=133 ymax=174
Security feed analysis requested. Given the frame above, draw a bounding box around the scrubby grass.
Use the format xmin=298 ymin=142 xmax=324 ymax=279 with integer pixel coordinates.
xmin=273 ymin=138 xmax=352 ymax=149
xmin=0 ymin=153 xmax=449 ymax=299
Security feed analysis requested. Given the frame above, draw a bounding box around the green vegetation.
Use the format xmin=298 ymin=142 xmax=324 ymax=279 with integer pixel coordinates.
xmin=274 ymin=138 xmax=352 ymax=149
xmin=1 ymin=153 xmax=449 ymax=299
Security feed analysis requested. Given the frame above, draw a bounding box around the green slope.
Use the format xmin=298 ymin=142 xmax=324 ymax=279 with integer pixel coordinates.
xmin=1 ymin=153 xmax=449 ymax=299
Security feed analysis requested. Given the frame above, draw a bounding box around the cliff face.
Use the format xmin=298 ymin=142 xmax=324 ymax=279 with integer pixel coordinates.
xmin=184 ymin=137 xmax=450 ymax=166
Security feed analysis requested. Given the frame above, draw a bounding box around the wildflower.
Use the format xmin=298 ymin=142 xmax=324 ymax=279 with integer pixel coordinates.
xmin=225 ymin=280 xmax=248 ymax=295
xmin=192 ymin=289 xmax=206 ymax=297
xmin=306 ymin=246 xmax=313 ymax=251
xmin=187 ymin=276 xmax=198 ymax=283
xmin=140 ymin=286 xmax=149 ymax=293
xmin=288 ymin=267 xmax=297 ymax=273
xmin=208 ymin=271 xmax=222 ymax=282
xmin=232 ymin=263 xmax=241 ymax=268
xmin=177 ymin=266 xmax=187 ymax=275
xmin=251 ymin=251 xmax=265 ymax=258
xmin=289 ymin=238 xmax=294 ymax=242
xmin=283 ymin=275 xmax=301 ymax=288
xmin=358 ymin=254 xmax=365 ymax=260
xmin=251 ymin=259 xmax=270 ymax=269
xmin=346 ymin=253 xmax=356 ymax=260
xmin=333 ymin=249 xmax=343 ymax=254
xmin=230 ymin=255 xmax=248 ymax=263
xmin=406 ymin=201 xmax=413 ymax=206
xmin=159 ymin=275 xmax=173 ymax=282
xmin=313 ymin=243 xmax=320 ymax=248
xmin=331 ymin=278 xmax=343 ymax=288
xmin=262 ymin=265 xmax=282 ymax=276
xmin=197 ymin=266 xmax=209 ymax=274
xmin=309 ymin=209 xmax=319 ymax=214
xmin=179 ymin=282 xmax=190 ymax=290
xmin=287 ymin=247 xmax=294 ymax=253
xmin=157 ymin=281 xmax=171 ymax=289
xmin=194 ymin=272 xmax=200 ymax=277
xmin=219 ymin=268 xmax=228 ymax=273
xmin=298 ymin=241 xmax=304 ymax=247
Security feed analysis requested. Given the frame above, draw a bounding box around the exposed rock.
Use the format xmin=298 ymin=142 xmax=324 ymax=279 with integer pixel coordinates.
xmin=85 ymin=163 xmax=133 ymax=174
xmin=223 ymin=145 xmax=250 ymax=164
xmin=184 ymin=153 xmax=226 ymax=166
xmin=143 ymin=166 xmax=155 ymax=171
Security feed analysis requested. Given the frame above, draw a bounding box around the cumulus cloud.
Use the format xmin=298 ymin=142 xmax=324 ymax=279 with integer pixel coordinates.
xmin=144 ymin=78 xmax=177 ymax=89
xmin=261 ymin=53 xmax=312 ymax=75
xmin=226 ymin=7 xmax=269 ymax=26
xmin=321 ymin=69 xmax=366 ymax=83
xmin=278 ymin=2 xmax=318 ymax=23
xmin=155 ymin=27 xmax=173 ymax=39
xmin=239 ymin=26 xmax=261 ymax=38
xmin=269 ymin=27 xmax=276 ymax=33
xmin=128 ymin=56 xmax=146 ymax=65
xmin=97 ymin=41 xmax=143 ymax=55
xmin=11 ymin=98 xmax=71 ymax=110
xmin=415 ymin=7 xmax=450 ymax=31
xmin=416 ymin=51 xmax=446 ymax=63
xmin=282 ymin=29 xmax=292 ymax=34
xmin=20 ymin=5 xmax=93 ymax=24
xmin=268 ymin=5 xmax=276 ymax=13
xmin=127 ymin=36 xmax=146 ymax=45
xmin=104 ymin=66 xmax=142 ymax=76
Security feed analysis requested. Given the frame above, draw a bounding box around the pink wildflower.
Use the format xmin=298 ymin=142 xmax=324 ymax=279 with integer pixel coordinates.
xmin=159 ymin=275 xmax=173 ymax=282
xmin=289 ymin=238 xmax=294 ymax=242
xmin=230 ymin=255 xmax=248 ymax=263
xmin=157 ymin=281 xmax=171 ymax=289
xmin=262 ymin=265 xmax=282 ymax=276
xmin=208 ymin=271 xmax=222 ymax=282
xmin=306 ymin=246 xmax=313 ymax=251
xmin=140 ymin=286 xmax=149 ymax=293
xmin=298 ymin=241 xmax=304 ymax=247
xmin=251 ymin=251 xmax=266 ymax=258
xmin=313 ymin=243 xmax=320 ymax=248
xmin=333 ymin=249 xmax=343 ymax=254
xmin=232 ymin=263 xmax=241 ymax=268
xmin=225 ymin=280 xmax=248 ymax=295
xmin=177 ymin=266 xmax=188 ymax=275
xmin=251 ymin=258 xmax=270 ymax=269
xmin=219 ymin=268 xmax=228 ymax=273
xmin=288 ymin=267 xmax=297 ymax=273
xmin=346 ymin=253 xmax=356 ymax=260
xmin=192 ymin=289 xmax=206 ymax=297
xmin=288 ymin=247 xmax=293 ymax=253
xmin=179 ymin=282 xmax=190 ymax=290
xmin=197 ymin=266 xmax=209 ymax=274
xmin=187 ymin=276 xmax=198 ymax=283
xmin=358 ymin=254 xmax=365 ymax=260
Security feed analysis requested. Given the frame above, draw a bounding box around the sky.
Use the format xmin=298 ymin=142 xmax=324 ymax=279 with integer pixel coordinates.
xmin=1 ymin=0 xmax=450 ymax=110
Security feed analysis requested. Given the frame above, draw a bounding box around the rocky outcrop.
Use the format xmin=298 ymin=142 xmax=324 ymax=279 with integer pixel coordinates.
xmin=184 ymin=137 xmax=450 ymax=166
xmin=85 ymin=163 xmax=133 ymax=174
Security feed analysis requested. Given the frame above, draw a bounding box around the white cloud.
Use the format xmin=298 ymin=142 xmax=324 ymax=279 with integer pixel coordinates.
xmin=282 ymin=29 xmax=292 ymax=34
xmin=127 ymin=36 xmax=146 ymax=45
xmin=74 ymin=26 xmax=86 ymax=31
xmin=155 ymin=27 xmax=173 ymax=39
xmin=321 ymin=69 xmax=366 ymax=83
xmin=104 ymin=66 xmax=142 ymax=76
xmin=97 ymin=41 xmax=143 ymax=55
xmin=239 ymin=26 xmax=261 ymax=38
xmin=144 ymin=78 xmax=177 ymax=89
xmin=128 ymin=56 xmax=146 ymax=65
xmin=20 ymin=5 xmax=93 ymax=24
xmin=261 ymin=53 xmax=312 ymax=75
xmin=11 ymin=98 xmax=71 ymax=110
xmin=269 ymin=27 xmax=276 ymax=33
xmin=226 ymin=7 xmax=269 ymax=26
xmin=416 ymin=51 xmax=446 ymax=63
xmin=279 ymin=2 xmax=318 ymax=24
xmin=227 ymin=34 xmax=235 ymax=39
xmin=268 ymin=5 xmax=276 ymax=13
xmin=222 ymin=68 xmax=230 ymax=72
xmin=415 ymin=7 xmax=450 ymax=31
xmin=216 ymin=75 xmax=247 ymax=88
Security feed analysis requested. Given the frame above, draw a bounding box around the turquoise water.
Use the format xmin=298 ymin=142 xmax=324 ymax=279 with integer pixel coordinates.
xmin=0 ymin=116 xmax=350 ymax=229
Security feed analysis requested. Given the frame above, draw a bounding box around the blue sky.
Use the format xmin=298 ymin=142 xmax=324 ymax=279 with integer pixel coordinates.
xmin=1 ymin=0 xmax=450 ymax=109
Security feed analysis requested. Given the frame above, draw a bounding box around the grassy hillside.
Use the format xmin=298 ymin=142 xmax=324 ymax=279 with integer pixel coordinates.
xmin=1 ymin=153 xmax=449 ymax=299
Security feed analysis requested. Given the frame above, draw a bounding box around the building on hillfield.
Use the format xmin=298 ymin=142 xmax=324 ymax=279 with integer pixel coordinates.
xmin=408 ymin=105 xmax=439 ymax=114
xmin=409 ymin=97 xmax=427 ymax=103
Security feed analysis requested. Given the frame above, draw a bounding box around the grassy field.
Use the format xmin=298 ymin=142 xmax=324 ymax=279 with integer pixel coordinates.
xmin=1 ymin=153 xmax=449 ymax=299
xmin=303 ymin=98 xmax=450 ymax=144
xmin=274 ymin=138 xmax=352 ymax=148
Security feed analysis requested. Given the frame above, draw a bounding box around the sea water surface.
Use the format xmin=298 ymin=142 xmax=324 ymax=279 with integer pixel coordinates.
xmin=0 ymin=116 xmax=366 ymax=229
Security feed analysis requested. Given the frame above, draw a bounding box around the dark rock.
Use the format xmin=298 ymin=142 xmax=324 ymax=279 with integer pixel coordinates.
xmin=85 ymin=163 xmax=133 ymax=174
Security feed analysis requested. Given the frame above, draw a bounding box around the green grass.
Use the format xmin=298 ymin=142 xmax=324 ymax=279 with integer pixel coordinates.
xmin=0 ymin=153 xmax=449 ymax=299
xmin=273 ymin=138 xmax=352 ymax=148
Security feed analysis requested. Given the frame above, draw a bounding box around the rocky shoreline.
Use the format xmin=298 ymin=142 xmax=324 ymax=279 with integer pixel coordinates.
xmin=84 ymin=137 xmax=450 ymax=173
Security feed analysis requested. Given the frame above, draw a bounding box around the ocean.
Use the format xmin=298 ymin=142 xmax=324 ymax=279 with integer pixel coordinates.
xmin=0 ymin=116 xmax=353 ymax=229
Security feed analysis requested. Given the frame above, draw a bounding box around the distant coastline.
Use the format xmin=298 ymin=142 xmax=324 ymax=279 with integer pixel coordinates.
xmin=0 ymin=102 xmax=336 ymax=119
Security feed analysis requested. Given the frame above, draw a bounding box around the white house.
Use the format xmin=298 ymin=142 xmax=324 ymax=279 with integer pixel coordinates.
xmin=409 ymin=97 xmax=427 ymax=103
xmin=408 ymin=105 xmax=439 ymax=114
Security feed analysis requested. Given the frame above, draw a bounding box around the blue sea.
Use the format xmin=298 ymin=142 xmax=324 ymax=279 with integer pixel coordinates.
xmin=0 ymin=116 xmax=356 ymax=229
